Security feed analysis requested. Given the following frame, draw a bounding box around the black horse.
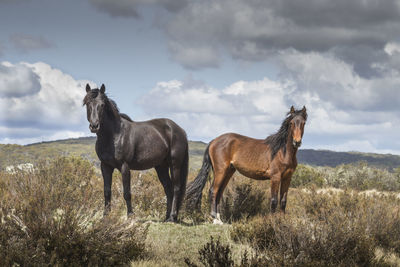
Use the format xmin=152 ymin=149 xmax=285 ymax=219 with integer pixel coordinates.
xmin=83 ymin=84 xmax=188 ymax=222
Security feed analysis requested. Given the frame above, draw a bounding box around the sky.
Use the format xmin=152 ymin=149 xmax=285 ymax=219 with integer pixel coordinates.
xmin=1 ymin=0 xmax=400 ymax=154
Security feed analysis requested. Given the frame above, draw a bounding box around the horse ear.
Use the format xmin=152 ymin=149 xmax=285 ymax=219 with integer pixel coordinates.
xmin=290 ymin=105 xmax=295 ymax=114
xmin=86 ymin=84 xmax=91 ymax=92
xmin=302 ymin=106 xmax=308 ymax=120
xmin=100 ymin=84 xmax=105 ymax=93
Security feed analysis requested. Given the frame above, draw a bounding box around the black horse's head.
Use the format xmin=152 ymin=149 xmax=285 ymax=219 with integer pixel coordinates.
xmin=83 ymin=84 xmax=106 ymax=133
xmin=288 ymin=105 xmax=307 ymax=148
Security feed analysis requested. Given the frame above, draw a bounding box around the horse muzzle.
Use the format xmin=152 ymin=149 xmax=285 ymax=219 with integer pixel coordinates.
xmin=89 ymin=123 xmax=100 ymax=133
xmin=293 ymin=140 xmax=302 ymax=148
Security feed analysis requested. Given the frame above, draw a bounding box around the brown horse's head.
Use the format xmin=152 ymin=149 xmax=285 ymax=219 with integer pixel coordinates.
xmin=288 ymin=106 xmax=307 ymax=148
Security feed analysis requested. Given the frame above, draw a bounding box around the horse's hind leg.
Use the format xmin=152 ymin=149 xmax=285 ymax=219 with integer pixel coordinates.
xmin=155 ymin=163 xmax=173 ymax=221
xmin=121 ymin=162 xmax=133 ymax=216
xmin=168 ymin=158 xmax=187 ymax=222
xmin=210 ymin=166 xmax=235 ymax=224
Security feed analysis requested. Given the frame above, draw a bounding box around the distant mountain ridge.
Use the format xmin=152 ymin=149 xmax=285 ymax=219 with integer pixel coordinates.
xmin=297 ymin=149 xmax=400 ymax=170
xmin=2 ymin=137 xmax=400 ymax=170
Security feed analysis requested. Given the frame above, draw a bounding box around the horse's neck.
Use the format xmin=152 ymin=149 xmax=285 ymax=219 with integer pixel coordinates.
xmin=284 ymin=133 xmax=298 ymax=163
xmin=97 ymin=113 xmax=122 ymax=142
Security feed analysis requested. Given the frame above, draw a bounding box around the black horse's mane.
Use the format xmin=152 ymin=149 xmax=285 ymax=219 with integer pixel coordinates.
xmin=264 ymin=109 xmax=307 ymax=159
xmin=83 ymin=89 xmax=133 ymax=122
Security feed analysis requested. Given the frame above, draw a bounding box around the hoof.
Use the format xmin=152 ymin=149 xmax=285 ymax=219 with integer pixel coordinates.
xmin=165 ymin=217 xmax=177 ymax=223
xmin=213 ymin=218 xmax=223 ymax=225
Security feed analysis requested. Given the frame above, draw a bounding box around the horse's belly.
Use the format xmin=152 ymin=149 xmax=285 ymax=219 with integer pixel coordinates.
xmin=234 ymin=164 xmax=269 ymax=180
xmin=129 ymin=160 xmax=161 ymax=171
xmin=128 ymin=152 xmax=166 ymax=170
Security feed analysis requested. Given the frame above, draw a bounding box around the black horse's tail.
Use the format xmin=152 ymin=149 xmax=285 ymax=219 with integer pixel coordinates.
xmin=177 ymin=143 xmax=189 ymax=211
xmin=185 ymin=144 xmax=212 ymax=210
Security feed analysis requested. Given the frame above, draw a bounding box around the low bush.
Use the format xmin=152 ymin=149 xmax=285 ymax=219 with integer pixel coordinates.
xmin=291 ymin=164 xmax=326 ymax=188
xmin=291 ymin=162 xmax=400 ymax=192
xmin=231 ymin=190 xmax=400 ymax=266
xmin=220 ymin=179 xmax=268 ymax=222
xmin=0 ymin=157 xmax=147 ymax=266
xmin=185 ymin=237 xmax=234 ymax=267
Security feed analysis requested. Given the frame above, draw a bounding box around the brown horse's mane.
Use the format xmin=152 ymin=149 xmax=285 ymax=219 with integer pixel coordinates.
xmin=264 ymin=109 xmax=307 ymax=159
xmin=83 ymin=89 xmax=133 ymax=122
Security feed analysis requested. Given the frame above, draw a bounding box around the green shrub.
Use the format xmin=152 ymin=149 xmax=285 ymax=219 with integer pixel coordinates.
xmin=185 ymin=237 xmax=234 ymax=267
xmin=324 ymin=162 xmax=400 ymax=191
xmin=231 ymin=191 xmax=400 ymax=266
xmin=0 ymin=157 xmax=147 ymax=266
xmin=291 ymin=164 xmax=326 ymax=188
xmin=220 ymin=180 xmax=267 ymax=222
xmin=291 ymin=162 xmax=400 ymax=191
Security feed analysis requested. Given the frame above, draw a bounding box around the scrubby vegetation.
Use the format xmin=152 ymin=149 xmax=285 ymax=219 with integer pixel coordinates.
xmin=1 ymin=155 xmax=400 ymax=266
xmin=0 ymin=157 xmax=147 ymax=266
xmin=292 ymin=162 xmax=400 ymax=191
xmin=230 ymin=190 xmax=400 ymax=266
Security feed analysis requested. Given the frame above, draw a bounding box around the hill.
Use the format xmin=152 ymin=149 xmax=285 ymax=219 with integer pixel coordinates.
xmin=0 ymin=137 xmax=207 ymax=171
xmin=2 ymin=137 xmax=400 ymax=170
xmin=297 ymin=149 xmax=400 ymax=170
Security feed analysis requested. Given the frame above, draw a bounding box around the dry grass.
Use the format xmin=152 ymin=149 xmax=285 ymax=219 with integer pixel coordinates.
xmin=1 ymin=157 xmax=400 ymax=266
xmin=230 ymin=189 xmax=400 ymax=266
xmin=0 ymin=157 xmax=147 ymax=266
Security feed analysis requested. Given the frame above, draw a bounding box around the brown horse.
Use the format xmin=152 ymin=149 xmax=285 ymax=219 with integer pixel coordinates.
xmin=186 ymin=106 xmax=307 ymax=224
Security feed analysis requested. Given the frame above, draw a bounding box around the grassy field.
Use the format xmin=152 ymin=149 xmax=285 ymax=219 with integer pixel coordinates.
xmin=136 ymin=223 xmax=239 ymax=267
xmin=1 ymin=156 xmax=400 ymax=266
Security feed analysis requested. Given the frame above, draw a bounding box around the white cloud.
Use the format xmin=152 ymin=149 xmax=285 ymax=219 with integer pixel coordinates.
xmin=0 ymin=130 xmax=86 ymax=145
xmin=138 ymin=49 xmax=400 ymax=154
xmin=0 ymin=62 xmax=41 ymax=98
xmin=139 ymin=77 xmax=291 ymax=140
xmin=384 ymin=42 xmax=400 ymax=56
xmin=0 ymin=61 xmax=93 ymax=144
xmin=278 ymin=50 xmax=400 ymax=112
xmin=162 ymin=0 xmax=400 ymax=74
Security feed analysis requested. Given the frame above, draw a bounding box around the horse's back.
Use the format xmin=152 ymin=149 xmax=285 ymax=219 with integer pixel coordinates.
xmin=129 ymin=118 xmax=188 ymax=164
xmin=140 ymin=118 xmax=188 ymax=146
xmin=209 ymin=132 xmax=271 ymax=179
xmin=210 ymin=132 xmax=265 ymax=153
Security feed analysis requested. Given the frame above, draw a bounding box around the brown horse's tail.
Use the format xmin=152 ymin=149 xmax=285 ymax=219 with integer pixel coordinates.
xmin=185 ymin=144 xmax=212 ymax=210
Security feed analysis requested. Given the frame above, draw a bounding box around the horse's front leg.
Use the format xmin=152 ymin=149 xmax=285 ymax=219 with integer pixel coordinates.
xmin=121 ymin=162 xmax=133 ymax=216
xmin=279 ymin=176 xmax=292 ymax=213
xmin=101 ymin=162 xmax=114 ymax=215
xmin=270 ymin=176 xmax=281 ymax=213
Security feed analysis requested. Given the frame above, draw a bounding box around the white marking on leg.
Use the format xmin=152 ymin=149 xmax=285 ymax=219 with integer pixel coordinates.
xmin=213 ymin=213 xmax=223 ymax=225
